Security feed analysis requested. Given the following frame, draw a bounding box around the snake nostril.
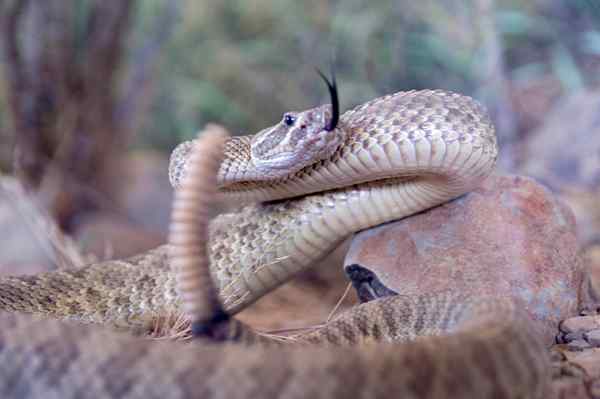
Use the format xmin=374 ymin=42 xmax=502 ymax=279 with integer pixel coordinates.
xmin=300 ymin=124 xmax=307 ymax=129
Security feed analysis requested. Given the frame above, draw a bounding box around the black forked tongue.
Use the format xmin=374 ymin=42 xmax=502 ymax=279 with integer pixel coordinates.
xmin=317 ymin=67 xmax=339 ymax=131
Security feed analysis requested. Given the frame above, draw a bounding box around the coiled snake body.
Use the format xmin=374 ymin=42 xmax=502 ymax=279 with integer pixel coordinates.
xmin=0 ymin=89 xmax=550 ymax=398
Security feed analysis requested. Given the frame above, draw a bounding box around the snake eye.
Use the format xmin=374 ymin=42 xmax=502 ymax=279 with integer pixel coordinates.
xmin=283 ymin=114 xmax=296 ymax=126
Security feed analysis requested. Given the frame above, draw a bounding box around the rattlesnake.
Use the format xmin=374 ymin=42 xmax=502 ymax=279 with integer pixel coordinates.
xmin=0 ymin=84 xmax=550 ymax=398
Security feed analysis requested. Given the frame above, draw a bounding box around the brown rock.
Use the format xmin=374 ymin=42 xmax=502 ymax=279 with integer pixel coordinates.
xmin=344 ymin=174 xmax=583 ymax=344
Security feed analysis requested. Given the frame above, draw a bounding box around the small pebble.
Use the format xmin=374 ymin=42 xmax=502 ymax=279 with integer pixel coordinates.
xmin=585 ymin=329 xmax=600 ymax=347
xmin=560 ymin=315 xmax=600 ymax=335
xmin=580 ymin=307 xmax=600 ymax=316
xmin=557 ymin=331 xmax=583 ymax=344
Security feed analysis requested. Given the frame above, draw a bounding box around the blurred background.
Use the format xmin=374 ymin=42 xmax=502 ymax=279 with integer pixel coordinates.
xmin=0 ymin=0 xmax=599 ymax=327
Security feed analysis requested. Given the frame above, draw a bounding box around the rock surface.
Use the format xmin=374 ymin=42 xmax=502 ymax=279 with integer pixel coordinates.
xmin=344 ymin=174 xmax=582 ymax=344
xmin=585 ymin=330 xmax=600 ymax=347
xmin=559 ymin=315 xmax=600 ymax=339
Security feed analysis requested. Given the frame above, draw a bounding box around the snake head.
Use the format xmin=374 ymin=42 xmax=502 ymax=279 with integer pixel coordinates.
xmin=169 ymin=70 xmax=344 ymax=189
xmin=250 ymin=105 xmax=343 ymax=179
xmin=250 ymin=70 xmax=343 ymax=180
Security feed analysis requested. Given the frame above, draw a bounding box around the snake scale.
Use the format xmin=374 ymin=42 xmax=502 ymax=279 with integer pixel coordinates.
xmin=0 ymin=83 xmax=551 ymax=398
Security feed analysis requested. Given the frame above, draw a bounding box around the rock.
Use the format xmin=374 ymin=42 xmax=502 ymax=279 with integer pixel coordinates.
xmin=581 ymin=244 xmax=600 ymax=314
xmin=560 ymin=316 xmax=600 ymax=336
xmin=519 ymin=90 xmax=600 ymax=247
xmin=557 ymin=332 xmax=584 ymax=345
xmin=585 ymin=330 xmax=600 ymax=347
xmin=344 ymin=174 xmax=582 ymax=344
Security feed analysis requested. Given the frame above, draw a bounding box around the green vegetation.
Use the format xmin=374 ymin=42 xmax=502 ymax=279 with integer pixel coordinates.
xmin=4 ymin=0 xmax=600 ymax=156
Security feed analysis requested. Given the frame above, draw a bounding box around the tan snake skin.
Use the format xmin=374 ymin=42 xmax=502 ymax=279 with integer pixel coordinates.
xmin=0 ymin=90 xmax=550 ymax=398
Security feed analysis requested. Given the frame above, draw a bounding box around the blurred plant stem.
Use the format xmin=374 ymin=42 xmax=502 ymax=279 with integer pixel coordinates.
xmin=474 ymin=0 xmax=518 ymax=171
xmin=0 ymin=0 xmax=178 ymax=231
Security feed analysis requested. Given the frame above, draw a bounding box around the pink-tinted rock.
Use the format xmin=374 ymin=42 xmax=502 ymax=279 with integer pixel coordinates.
xmin=344 ymin=174 xmax=583 ymax=344
xmin=584 ymin=330 xmax=600 ymax=347
xmin=560 ymin=316 xmax=600 ymax=336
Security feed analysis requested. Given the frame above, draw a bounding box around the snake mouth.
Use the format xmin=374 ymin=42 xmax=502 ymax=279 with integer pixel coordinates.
xmin=344 ymin=263 xmax=398 ymax=302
